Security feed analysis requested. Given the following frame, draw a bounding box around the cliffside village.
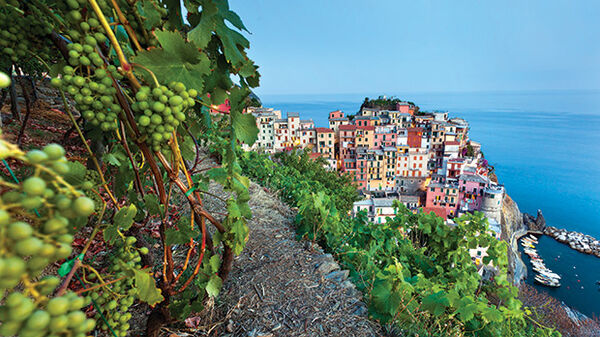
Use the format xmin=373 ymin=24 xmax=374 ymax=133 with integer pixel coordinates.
xmin=246 ymin=102 xmax=504 ymax=239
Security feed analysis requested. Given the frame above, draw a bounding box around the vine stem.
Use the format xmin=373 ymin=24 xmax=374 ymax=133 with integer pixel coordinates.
xmin=76 ymin=275 xmax=127 ymax=294
xmin=109 ymin=0 xmax=143 ymax=51
xmin=130 ymin=63 xmax=159 ymax=87
xmin=88 ymin=0 xmax=141 ymax=89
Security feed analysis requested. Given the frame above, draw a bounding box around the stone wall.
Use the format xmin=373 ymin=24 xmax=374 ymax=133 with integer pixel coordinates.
xmin=500 ymin=194 xmax=528 ymax=284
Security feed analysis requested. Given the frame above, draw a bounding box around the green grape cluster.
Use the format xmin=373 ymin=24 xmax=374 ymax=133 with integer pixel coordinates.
xmin=131 ymin=82 xmax=196 ymax=151
xmin=89 ymin=236 xmax=148 ymax=337
xmin=0 ymin=3 xmax=53 ymax=64
xmin=51 ymin=64 xmax=122 ymax=131
xmin=0 ymin=141 xmax=96 ymax=337
xmin=0 ymin=291 xmax=95 ymax=337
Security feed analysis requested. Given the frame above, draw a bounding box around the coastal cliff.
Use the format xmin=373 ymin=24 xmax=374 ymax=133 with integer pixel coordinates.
xmin=500 ymin=194 xmax=528 ymax=284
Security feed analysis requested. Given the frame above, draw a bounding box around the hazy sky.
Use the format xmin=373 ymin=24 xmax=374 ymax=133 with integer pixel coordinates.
xmin=228 ymin=0 xmax=600 ymax=95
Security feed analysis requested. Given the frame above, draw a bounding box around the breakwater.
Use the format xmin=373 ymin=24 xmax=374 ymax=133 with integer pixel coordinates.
xmin=544 ymin=226 xmax=600 ymax=258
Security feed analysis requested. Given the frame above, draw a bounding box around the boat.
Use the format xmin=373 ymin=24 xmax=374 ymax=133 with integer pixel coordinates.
xmin=534 ymin=276 xmax=560 ymax=287
xmin=528 ymin=235 xmax=539 ymax=243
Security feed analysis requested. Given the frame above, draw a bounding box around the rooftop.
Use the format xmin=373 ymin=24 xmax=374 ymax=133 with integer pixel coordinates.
xmin=314 ymin=127 xmax=334 ymax=133
xmin=459 ymin=174 xmax=488 ymax=184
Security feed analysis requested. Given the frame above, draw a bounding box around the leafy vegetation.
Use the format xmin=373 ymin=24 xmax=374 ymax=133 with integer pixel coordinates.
xmin=240 ymin=151 xmax=560 ymax=337
xmin=0 ymin=0 xmax=260 ymax=335
xmin=361 ymin=96 xmax=418 ymax=112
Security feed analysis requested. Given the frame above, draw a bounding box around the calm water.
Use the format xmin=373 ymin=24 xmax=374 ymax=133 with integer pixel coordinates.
xmin=261 ymin=90 xmax=600 ymax=317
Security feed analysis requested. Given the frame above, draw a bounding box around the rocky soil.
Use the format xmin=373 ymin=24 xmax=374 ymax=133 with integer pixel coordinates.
xmin=182 ymin=182 xmax=383 ymax=337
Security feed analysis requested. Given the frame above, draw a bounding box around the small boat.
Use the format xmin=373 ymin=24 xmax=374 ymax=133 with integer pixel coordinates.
xmin=534 ymin=276 xmax=560 ymax=287
xmin=528 ymin=235 xmax=539 ymax=243
xmin=538 ymin=270 xmax=561 ymax=280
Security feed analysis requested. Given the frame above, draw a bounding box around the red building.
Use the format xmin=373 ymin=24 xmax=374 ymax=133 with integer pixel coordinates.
xmin=407 ymin=127 xmax=423 ymax=148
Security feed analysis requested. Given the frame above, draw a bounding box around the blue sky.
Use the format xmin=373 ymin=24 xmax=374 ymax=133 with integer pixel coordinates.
xmin=229 ymin=0 xmax=600 ymax=95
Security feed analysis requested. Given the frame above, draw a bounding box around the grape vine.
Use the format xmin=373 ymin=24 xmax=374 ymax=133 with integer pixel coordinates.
xmin=1 ymin=0 xmax=260 ymax=336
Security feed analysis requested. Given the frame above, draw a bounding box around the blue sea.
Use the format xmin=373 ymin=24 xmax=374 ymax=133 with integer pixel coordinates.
xmin=261 ymin=90 xmax=600 ymax=318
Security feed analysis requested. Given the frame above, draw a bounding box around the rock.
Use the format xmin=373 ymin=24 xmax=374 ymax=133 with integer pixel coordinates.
xmin=352 ymin=304 xmax=368 ymax=316
xmin=316 ymin=256 xmax=339 ymax=275
xmin=325 ymin=270 xmax=349 ymax=283
xmin=534 ymin=209 xmax=546 ymax=231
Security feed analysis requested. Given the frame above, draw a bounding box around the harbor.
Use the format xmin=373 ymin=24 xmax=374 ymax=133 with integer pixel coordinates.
xmin=520 ymin=234 xmax=561 ymax=287
xmin=518 ymin=234 xmax=600 ymax=318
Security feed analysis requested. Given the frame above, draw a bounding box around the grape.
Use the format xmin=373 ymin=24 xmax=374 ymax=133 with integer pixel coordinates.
xmin=0 ymin=210 xmax=9 ymax=226
xmin=15 ymin=237 xmax=44 ymax=256
xmin=25 ymin=310 xmax=51 ymax=330
xmin=43 ymin=143 xmax=65 ymax=160
xmin=0 ymin=71 xmax=11 ymax=88
xmin=22 ymin=176 xmax=47 ymax=195
xmin=26 ymin=149 xmax=49 ymax=163
xmin=73 ymin=196 xmax=95 ymax=216
xmin=47 ymin=297 xmax=69 ymax=316
xmin=7 ymin=221 xmax=33 ymax=240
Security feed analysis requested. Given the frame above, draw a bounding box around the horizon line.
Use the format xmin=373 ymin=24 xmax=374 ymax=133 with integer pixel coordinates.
xmin=257 ymin=88 xmax=600 ymax=98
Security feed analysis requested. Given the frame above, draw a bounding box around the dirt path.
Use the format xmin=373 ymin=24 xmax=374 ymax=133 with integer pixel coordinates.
xmin=202 ymin=183 xmax=383 ymax=337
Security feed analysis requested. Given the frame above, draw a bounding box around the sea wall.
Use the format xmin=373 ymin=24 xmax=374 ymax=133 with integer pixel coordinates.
xmin=545 ymin=226 xmax=600 ymax=258
xmin=500 ymin=194 xmax=528 ymax=284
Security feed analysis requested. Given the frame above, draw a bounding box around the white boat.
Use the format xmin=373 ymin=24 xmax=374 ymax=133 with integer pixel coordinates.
xmin=538 ymin=270 xmax=561 ymax=280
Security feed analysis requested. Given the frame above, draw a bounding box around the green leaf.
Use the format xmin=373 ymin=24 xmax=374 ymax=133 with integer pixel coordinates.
xmin=188 ymin=1 xmax=218 ymax=49
xmin=143 ymin=194 xmax=162 ymax=216
xmin=216 ymin=21 xmax=249 ymax=67
xmin=139 ymin=0 xmax=162 ymax=30
xmin=456 ymin=303 xmax=479 ymax=322
xmin=422 ymin=291 xmax=450 ymax=316
xmin=104 ymin=205 xmax=137 ymax=244
xmin=206 ymin=167 xmax=228 ymax=184
xmin=62 ymin=161 xmax=87 ymax=186
xmin=163 ymin=0 xmax=183 ymax=30
xmin=133 ymin=269 xmax=164 ymax=306
xmin=482 ymin=307 xmax=504 ymax=323
xmin=205 ymin=274 xmax=222 ymax=298
xmin=165 ymin=219 xmax=199 ymax=246
xmin=231 ymin=111 xmax=258 ymax=145
xmin=209 ymin=255 xmax=220 ymax=273
xmin=132 ymin=30 xmax=210 ymax=91
xmin=114 ymin=204 xmax=137 ymax=232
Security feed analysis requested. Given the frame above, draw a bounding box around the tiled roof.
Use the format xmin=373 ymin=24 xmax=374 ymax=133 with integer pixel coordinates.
xmin=314 ymin=127 xmax=334 ymax=133
xmin=339 ymin=124 xmax=357 ymax=130
xmin=422 ymin=206 xmax=447 ymax=220
xmin=459 ymin=174 xmax=488 ymax=184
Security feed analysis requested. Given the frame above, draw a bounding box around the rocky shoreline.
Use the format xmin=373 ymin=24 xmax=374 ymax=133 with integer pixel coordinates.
xmin=544 ymin=226 xmax=600 ymax=258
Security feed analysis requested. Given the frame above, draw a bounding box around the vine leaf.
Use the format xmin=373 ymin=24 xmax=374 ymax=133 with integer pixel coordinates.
xmin=132 ymin=30 xmax=210 ymax=91
xmin=422 ymin=291 xmax=449 ymax=316
xmin=205 ymin=274 xmax=222 ymax=297
xmin=165 ymin=219 xmax=199 ymax=246
xmin=104 ymin=204 xmax=137 ymax=244
xmin=133 ymin=269 xmax=164 ymax=306
xmin=143 ymin=194 xmax=162 ymax=216
xmin=63 ymin=161 xmax=87 ymax=186
xmin=138 ymin=0 xmax=161 ymax=30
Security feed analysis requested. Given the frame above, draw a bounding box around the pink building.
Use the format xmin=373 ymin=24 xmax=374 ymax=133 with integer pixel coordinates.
xmin=425 ymin=182 xmax=459 ymax=218
xmin=457 ymin=174 xmax=487 ymax=212
xmin=396 ymin=102 xmax=411 ymax=115
xmin=374 ymin=126 xmax=396 ymax=148
xmin=329 ymin=110 xmax=344 ymax=119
